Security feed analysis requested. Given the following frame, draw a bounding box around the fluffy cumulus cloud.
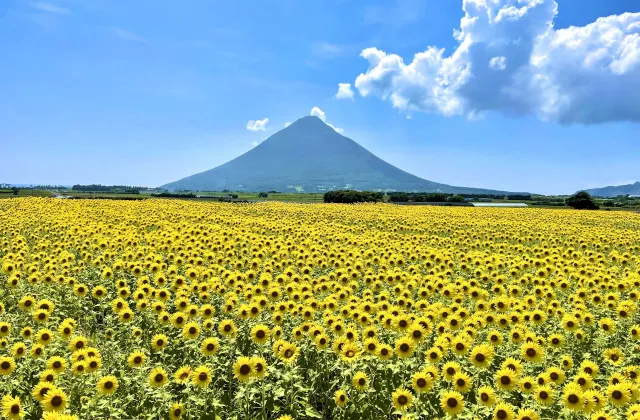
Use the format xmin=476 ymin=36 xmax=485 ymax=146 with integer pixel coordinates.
xmin=310 ymin=107 xmax=344 ymax=134
xmin=348 ymin=0 xmax=640 ymax=124
xmin=335 ymin=83 xmax=355 ymax=100
xmin=246 ymin=117 xmax=270 ymax=132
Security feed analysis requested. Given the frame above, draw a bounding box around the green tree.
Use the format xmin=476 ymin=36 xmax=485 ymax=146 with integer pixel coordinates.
xmin=11 ymin=187 xmax=19 ymax=195
xmin=447 ymin=195 xmax=465 ymax=203
xmin=566 ymin=191 xmax=599 ymax=210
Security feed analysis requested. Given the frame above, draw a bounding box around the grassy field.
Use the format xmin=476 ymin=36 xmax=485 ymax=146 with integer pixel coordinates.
xmin=0 ymin=189 xmax=53 ymax=198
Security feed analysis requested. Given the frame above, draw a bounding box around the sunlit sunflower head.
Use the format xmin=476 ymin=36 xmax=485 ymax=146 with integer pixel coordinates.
xmin=169 ymin=402 xmax=185 ymax=420
xmin=151 ymin=334 xmax=168 ymax=351
xmin=127 ymin=350 xmax=146 ymax=368
xmin=218 ymin=319 xmax=237 ymax=338
xmin=46 ymin=356 xmax=67 ymax=373
xmin=174 ymin=366 xmax=192 ymax=384
xmin=521 ymin=341 xmax=544 ymax=363
xmin=470 ymin=343 xmax=494 ymax=369
xmin=532 ymin=384 xmax=555 ymax=406
xmin=334 ymin=390 xmax=348 ymax=408
xmin=32 ymin=381 xmax=54 ymax=402
xmin=477 ymin=385 xmax=496 ymax=407
xmin=11 ymin=342 xmax=27 ymax=358
xmin=607 ymin=382 xmax=631 ymax=407
xmin=394 ymin=336 xmax=415 ymax=359
xmin=233 ymin=356 xmax=255 ymax=382
xmin=391 ymin=387 xmax=413 ymax=412
xmin=251 ymin=324 xmax=271 ymax=345
xmin=339 ymin=342 xmax=360 ymax=364
xmin=442 ymin=361 xmax=461 ymax=381
xmin=1 ymin=395 xmax=24 ymax=420
xmin=352 ymin=371 xmax=368 ymax=392
xmin=453 ymin=371 xmax=473 ymax=393
xmin=96 ymin=375 xmax=119 ymax=395
xmin=411 ymin=370 xmax=433 ymax=393
xmin=440 ymin=390 xmax=465 ymax=416
xmin=495 ymin=367 xmax=518 ymax=391
xmin=200 ymin=337 xmax=219 ymax=356
xmin=251 ymin=356 xmax=268 ymax=380
xmin=562 ymin=383 xmax=585 ymax=411
xmin=148 ymin=367 xmax=168 ymax=388
xmin=192 ymin=365 xmax=212 ymax=389
xmin=40 ymin=369 xmax=57 ymax=383
xmin=41 ymin=386 xmax=68 ymax=412
xmin=493 ymin=402 xmax=515 ymax=420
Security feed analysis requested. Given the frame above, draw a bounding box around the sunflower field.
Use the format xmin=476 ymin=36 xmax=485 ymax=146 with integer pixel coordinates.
xmin=1 ymin=198 xmax=640 ymax=420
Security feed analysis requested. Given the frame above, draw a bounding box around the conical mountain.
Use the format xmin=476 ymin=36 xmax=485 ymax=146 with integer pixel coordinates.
xmin=160 ymin=116 xmax=511 ymax=194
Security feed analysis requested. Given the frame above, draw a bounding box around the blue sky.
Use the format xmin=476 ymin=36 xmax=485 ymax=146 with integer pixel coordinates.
xmin=1 ymin=0 xmax=639 ymax=194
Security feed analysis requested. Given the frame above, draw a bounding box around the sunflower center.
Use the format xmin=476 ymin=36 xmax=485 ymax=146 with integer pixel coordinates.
xmin=526 ymin=348 xmax=536 ymax=357
xmin=539 ymin=391 xmax=548 ymax=399
xmin=189 ymin=328 xmax=197 ymax=334
xmin=568 ymin=394 xmax=579 ymax=404
xmin=398 ymin=395 xmax=408 ymax=405
xmin=500 ymin=376 xmax=511 ymax=385
xmin=456 ymin=379 xmax=465 ymax=387
xmin=52 ymin=396 xmax=63 ymax=407
xmin=447 ymin=397 xmax=458 ymax=408
xmin=240 ymin=365 xmax=251 ymax=375
xmin=206 ymin=344 xmax=215 ymax=351
xmin=400 ymin=344 xmax=409 ymax=352
xmin=155 ymin=374 xmax=164 ymax=382
xmin=550 ymin=372 xmax=559 ymax=380
xmin=53 ymin=361 xmax=61 ymax=368
xmin=612 ymin=390 xmax=623 ymax=399
xmin=447 ymin=368 xmax=455 ymax=375
xmin=455 ymin=343 xmax=464 ymax=350
xmin=497 ymin=410 xmax=507 ymax=419
xmin=11 ymin=405 xmax=20 ymax=414
xmin=256 ymin=330 xmax=265 ymax=339
xmin=199 ymin=373 xmax=207 ymax=381
xmin=134 ymin=357 xmax=142 ymax=364
xmin=358 ymin=378 xmax=365 ymax=386
xmin=481 ymin=392 xmax=489 ymax=401
xmin=475 ymin=354 xmax=485 ymax=362
xmin=105 ymin=381 xmax=113 ymax=389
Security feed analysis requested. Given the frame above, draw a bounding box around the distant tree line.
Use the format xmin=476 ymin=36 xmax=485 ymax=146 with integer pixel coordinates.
xmin=387 ymin=192 xmax=531 ymax=202
xmin=323 ymin=190 xmax=383 ymax=203
xmin=151 ymin=192 xmax=197 ymax=198
xmin=72 ymin=184 xmax=145 ymax=192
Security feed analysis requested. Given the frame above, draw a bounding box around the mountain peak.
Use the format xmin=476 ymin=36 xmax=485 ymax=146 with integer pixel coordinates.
xmin=160 ymin=118 xmax=517 ymax=194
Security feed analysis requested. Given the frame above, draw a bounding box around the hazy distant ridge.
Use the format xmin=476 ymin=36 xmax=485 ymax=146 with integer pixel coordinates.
xmin=586 ymin=182 xmax=640 ymax=197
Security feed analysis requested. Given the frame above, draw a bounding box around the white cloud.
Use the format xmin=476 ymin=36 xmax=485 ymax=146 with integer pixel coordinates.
xmin=310 ymin=107 xmax=344 ymax=134
xmin=284 ymin=122 xmax=292 ymax=127
xmin=335 ymin=83 xmax=355 ymax=100
xmin=312 ymin=42 xmax=344 ymax=60
xmin=246 ymin=118 xmax=270 ymax=132
xmin=30 ymin=2 xmax=70 ymax=14
xmin=348 ymin=0 xmax=640 ymax=124
xmin=112 ymin=27 xmax=146 ymax=43
xmin=489 ymin=56 xmax=507 ymax=71
xmin=310 ymin=107 xmax=326 ymax=121
xmin=251 ymin=140 xmax=260 ymax=147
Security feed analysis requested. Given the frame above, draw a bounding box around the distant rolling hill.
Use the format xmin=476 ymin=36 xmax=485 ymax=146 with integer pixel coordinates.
xmin=585 ymin=182 xmax=640 ymax=197
xmin=161 ymin=116 xmax=521 ymax=194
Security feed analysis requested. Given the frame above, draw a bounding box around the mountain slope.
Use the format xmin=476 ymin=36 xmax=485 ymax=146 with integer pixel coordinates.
xmin=160 ymin=116 xmax=517 ymax=194
xmin=586 ymin=182 xmax=640 ymax=197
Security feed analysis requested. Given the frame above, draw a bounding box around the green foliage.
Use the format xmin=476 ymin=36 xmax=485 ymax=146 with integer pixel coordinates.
xmin=323 ymin=190 xmax=383 ymax=203
xmin=566 ymin=191 xmax=599 ymax=210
